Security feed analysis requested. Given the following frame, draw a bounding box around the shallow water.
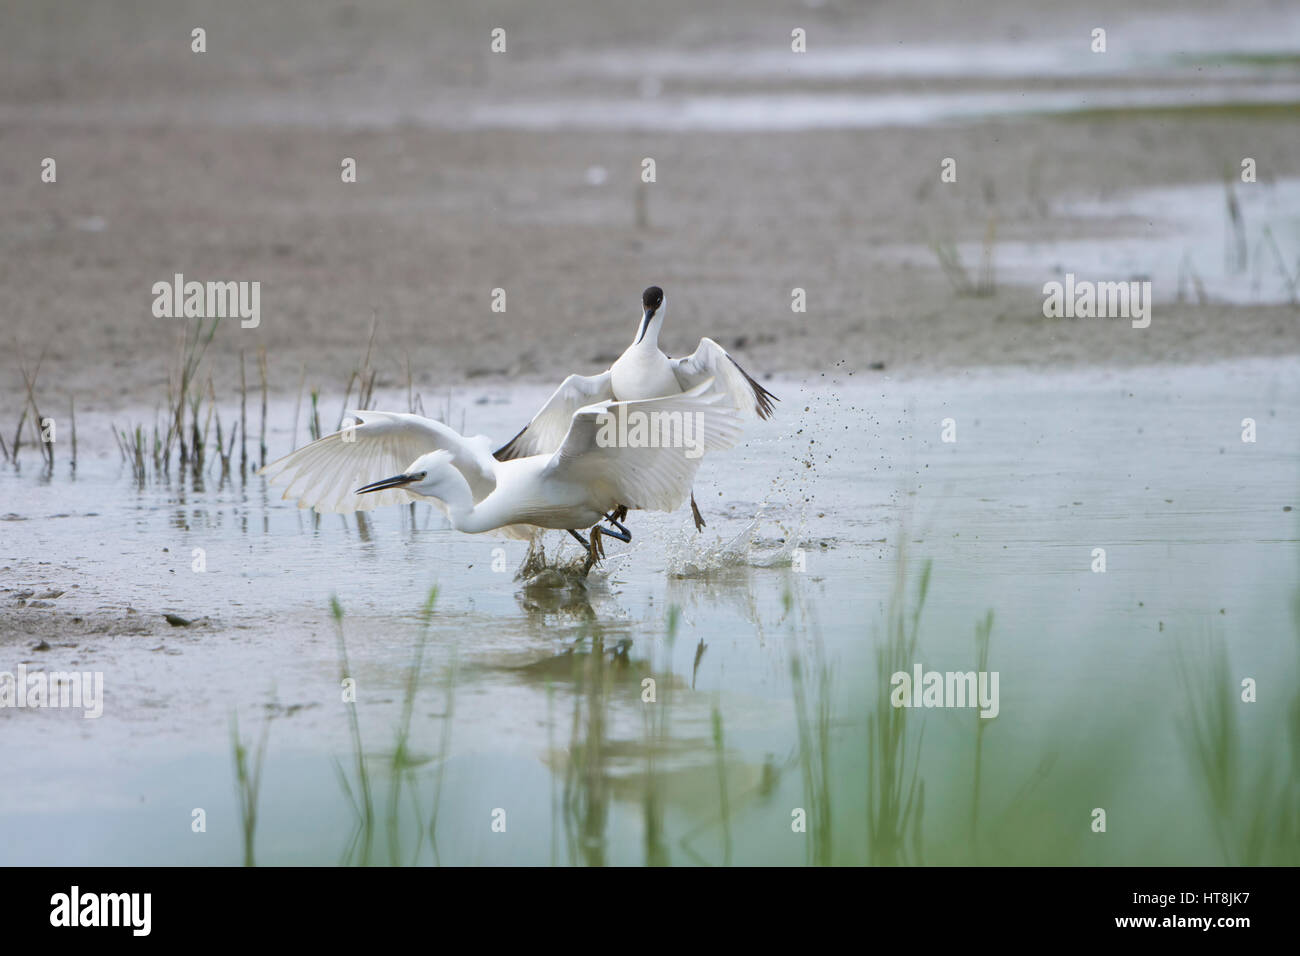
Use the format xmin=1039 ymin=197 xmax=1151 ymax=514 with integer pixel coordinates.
xmin=2 ymin=357 xmax=1297 ymax=865
xmin=464 ymin=83 xmax=1300 ymax=132
xmin=556 ymin=11 xmax=1300 ymax=82
xmin=5 ymin=9 xmax=1298 ymax=134
xmin=892 ymin=178 xmax=1300 ymax=307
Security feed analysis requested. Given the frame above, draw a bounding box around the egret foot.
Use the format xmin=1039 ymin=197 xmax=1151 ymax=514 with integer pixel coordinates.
xmin=690 ymin=492 xmax=706 ymax=532
xmin=580 ymin=513 xmax=632 ymax=577
xmin=581 ymin=526 xmax=607 ymax=576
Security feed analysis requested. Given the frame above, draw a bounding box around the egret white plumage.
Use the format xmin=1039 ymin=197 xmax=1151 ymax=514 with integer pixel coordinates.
xmin=494 ymin=285 xmax=777 ymax=531
xmin=258 ymin=381 xmax=743 ymax=572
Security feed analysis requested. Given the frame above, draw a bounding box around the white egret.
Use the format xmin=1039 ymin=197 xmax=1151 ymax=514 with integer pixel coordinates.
xmin=493 ymin=285 xmax=777 ymax=530
xmin=258 ymin=382 xmax=743 ymax=571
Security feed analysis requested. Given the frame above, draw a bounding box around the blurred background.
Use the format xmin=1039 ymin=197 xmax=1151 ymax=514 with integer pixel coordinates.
xmin=3 ymin=0 xmax=1299 ymax=398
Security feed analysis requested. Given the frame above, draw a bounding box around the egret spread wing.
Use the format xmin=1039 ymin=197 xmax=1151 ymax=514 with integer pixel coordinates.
xmin=545 ymin=380 xmax=744 ymax=513
xmin=670 ymin=338 xmax=778 ymax=419
xmin=494 ymin=371 xmax=614 ymax=460
xmin=258 ymin=410 xmax=497 ymax=514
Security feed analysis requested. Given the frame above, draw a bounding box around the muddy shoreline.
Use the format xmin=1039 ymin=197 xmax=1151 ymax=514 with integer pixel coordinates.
xmin=3 ymin=1 xmax=1298 ymax=416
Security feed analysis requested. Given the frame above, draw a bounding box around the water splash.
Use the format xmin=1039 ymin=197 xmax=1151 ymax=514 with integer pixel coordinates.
xmin=665 ymin=508 xmax=807 ymax=579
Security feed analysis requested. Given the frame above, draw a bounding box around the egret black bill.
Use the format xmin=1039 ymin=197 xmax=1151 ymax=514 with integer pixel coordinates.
xmin=355 ymin=472 xmax=425 ymax=495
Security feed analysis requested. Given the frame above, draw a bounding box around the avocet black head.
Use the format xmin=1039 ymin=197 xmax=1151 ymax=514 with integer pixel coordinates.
xmin=643 ymin=286 xmax=664 ymax=316
xmin=636 ymin=285 xmax=665 ymax=344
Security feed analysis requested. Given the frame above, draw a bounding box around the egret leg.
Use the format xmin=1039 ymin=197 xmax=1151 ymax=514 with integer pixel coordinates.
xmin=566 ymin=512 xmax=616 ymax=548
xmin=599 ymin=513 xmax=632 ymax=543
